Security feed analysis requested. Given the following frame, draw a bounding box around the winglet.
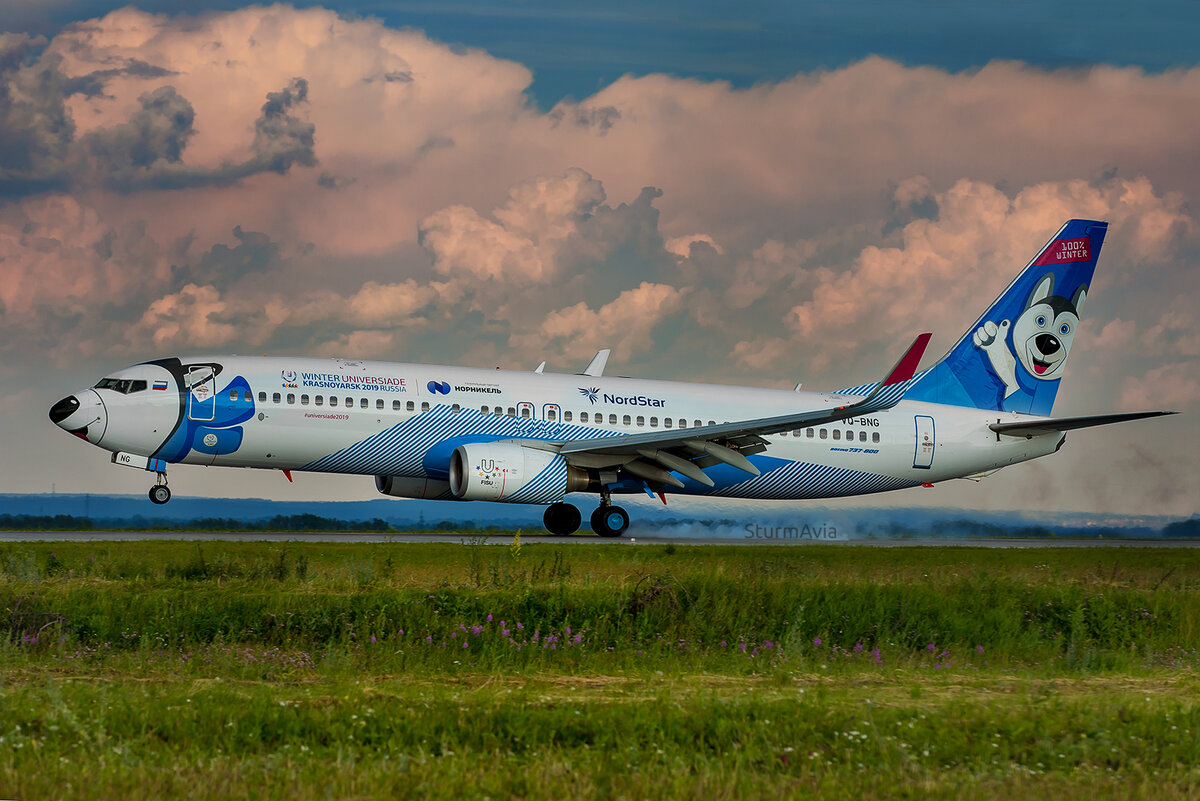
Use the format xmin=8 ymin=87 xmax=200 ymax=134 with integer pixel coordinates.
xmin=882 ymin=333 xmax=932 ymax=386
xmin=850 ymin=333 xmax=932 ymax=414
xmin=582 ymin=349 xmax=611 ymax=377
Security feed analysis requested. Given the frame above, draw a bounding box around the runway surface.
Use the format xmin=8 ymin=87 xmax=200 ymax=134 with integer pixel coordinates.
xmin=0 ymin=530 xmax=1196 ymax=547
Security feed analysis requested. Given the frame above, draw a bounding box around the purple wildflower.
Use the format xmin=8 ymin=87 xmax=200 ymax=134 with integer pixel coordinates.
xmin=813 ymin=637 xmax=822 ymax=646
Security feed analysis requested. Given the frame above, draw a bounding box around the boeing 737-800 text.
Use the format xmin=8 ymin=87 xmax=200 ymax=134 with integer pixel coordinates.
xmin=49 ymin=220 xmax=1174 ymax=536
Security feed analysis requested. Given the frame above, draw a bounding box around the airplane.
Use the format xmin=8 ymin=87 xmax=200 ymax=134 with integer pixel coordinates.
xmin=48 ymin=219 xmax=1175 ymax=537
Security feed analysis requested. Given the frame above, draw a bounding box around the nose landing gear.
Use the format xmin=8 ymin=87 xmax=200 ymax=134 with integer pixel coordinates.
xmin=148 ymin=472 xmax=171 ymax=505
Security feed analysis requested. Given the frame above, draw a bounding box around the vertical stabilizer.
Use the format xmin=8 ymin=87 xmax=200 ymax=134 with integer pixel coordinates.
xmin=905 ymin=219 xmax=1108 ymax=415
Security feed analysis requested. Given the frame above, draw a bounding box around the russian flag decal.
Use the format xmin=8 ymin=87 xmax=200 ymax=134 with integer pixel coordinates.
xmin=152 ymin=380 xmax=169 ymax=391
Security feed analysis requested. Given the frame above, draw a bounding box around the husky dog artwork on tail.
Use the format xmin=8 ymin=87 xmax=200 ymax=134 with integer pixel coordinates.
xmin=973 ymin=273 xmax=1087 ymax=401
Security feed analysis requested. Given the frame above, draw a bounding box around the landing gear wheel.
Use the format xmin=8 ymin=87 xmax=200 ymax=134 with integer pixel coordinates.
xmin=149 ymin=484 xmax=172 ymax=505
xmin=591 ymin=504 xmax=629 ymax=538
xmin=543 ymin=502 xmax=582 ymax=536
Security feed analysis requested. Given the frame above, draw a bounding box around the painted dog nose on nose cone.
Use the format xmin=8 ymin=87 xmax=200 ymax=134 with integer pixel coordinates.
xmin=49 ymin=395 xmax=80 ymax=425
xmin=1035 ymin=333 xmax=1062 ymax=356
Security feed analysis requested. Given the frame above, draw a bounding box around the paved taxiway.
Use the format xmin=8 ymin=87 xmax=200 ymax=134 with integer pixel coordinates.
xmin=0 ymin=530 xmax=1195 ymax=547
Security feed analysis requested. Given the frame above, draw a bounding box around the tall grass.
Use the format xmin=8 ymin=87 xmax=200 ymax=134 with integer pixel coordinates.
xmin=2 ymin=541 xmax=1199 ymax=674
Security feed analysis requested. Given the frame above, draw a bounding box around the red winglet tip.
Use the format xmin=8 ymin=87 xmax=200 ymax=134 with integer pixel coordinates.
xmin=882 ymin=332 xmax=932 ymax=386
xmin=656 ymin=491 xmax=667 ymax=505
xmin=283 ymin=469 xmax=293 ymax=483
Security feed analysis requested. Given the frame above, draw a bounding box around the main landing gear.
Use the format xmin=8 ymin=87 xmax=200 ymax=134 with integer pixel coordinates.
xmin=590 ymin=489 xmax=629 ymax=538
xmin=542 ymin=491 xmax=631 ymax=538
xmin=543 ymin=502 xmax=581 ymax=536
xmin=148 ymin=472 xmax=171 ymax=505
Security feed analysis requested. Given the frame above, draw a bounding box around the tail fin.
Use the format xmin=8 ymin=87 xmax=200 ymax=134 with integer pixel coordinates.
xmin=905 ymin=219 xmax=1108 ymax=415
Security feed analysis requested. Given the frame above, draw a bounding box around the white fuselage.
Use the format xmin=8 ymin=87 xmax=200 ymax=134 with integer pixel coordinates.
xmin=62 ymin=355 xmax=1062 ymax=502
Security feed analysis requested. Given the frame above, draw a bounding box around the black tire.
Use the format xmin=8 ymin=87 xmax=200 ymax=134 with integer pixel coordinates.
xmin=591 ymin=505 xmax=629 ymax=537
xmin=149 ymin=485 xmax=172 ymax=505
xmin=543 ymin=502 xmax=582 ymax=536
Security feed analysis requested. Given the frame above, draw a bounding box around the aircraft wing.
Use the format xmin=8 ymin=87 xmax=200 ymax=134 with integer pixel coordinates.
xmin=553 ymin=334 xmax=932 ymax=488
xmin=988 ymin=410 xmax=1177 ymax=438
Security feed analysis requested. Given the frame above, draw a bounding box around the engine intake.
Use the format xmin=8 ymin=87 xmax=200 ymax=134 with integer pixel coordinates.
xmin=448 ymin=442 xmax=592 ymax=503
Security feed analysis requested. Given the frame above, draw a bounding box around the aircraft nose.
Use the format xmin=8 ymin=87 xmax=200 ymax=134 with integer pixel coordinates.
xmin=49 ymin=395 xmax=81 ymax=425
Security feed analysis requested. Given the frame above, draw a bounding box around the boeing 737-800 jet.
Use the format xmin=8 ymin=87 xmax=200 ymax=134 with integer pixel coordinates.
xmin=49 ymin=220 xmax=1174 ymax=536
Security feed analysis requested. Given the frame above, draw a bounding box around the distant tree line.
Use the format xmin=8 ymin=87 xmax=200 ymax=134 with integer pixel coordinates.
xmin=0 ymin=513 xmax=508 ymax=533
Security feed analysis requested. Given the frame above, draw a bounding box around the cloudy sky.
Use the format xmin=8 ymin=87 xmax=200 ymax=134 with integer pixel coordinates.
xmin=3 ymin=1 xmax=1198 ymax=517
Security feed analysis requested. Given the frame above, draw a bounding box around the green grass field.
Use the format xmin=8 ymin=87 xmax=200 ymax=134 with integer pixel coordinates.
xmin=2 ymin=539 xmax=1199 ymax=799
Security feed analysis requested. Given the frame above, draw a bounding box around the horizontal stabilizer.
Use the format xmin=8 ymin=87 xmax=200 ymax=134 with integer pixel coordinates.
xmin=989 ymin=410 xmax=1177 ymax=437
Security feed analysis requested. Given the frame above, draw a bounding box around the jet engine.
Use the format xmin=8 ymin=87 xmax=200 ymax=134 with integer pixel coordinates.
xmin=448 ymin=442 xmax=592 ymax=503
xmin=375 ymin=475 xmax=454 ymax=500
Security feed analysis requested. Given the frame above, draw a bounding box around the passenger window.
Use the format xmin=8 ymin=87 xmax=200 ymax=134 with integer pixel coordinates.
xmin=872 ymin=432 xmax=881 ymax=443
xmin=793 ymin=429 xmax=803 ymax=437
xmin=393 ymin=400 xmax=401 ymax=411
xmin=845 ymin=430 xmax=853 ymax=440
xmin=678 ymin=419 xmax=686 ymax=428
xmin=243 ymin=390 xmax=251 ymax=402
xmin=709 ymin=421 xmax=716 ymax=427
xmin=859 ymin=431 xmax=867 ymax=442
xmin=580 ymin=412 xmax=589 ymax=423
xmin=315 ymin=395 xmax=323 ymax=406
xmin=229 ymin=389 xmax=238 ymax=401
xmin=650 ymin=417 xmax=657 ymax=427
xmin=452 ymin=403 xmax=461 ymax=413
xmin=807 ymin=428 xmax=814 ymax=438
xmin=494 ymin=406 xmax=503 ymax=416
xmin=301 ymin=394 xmax=310 ymax=406
xmin=636 ymin=416 xmax=645 ymax=427
xmin=330 ymin=396 xmax=338 ymax=407
xmin=623 ymin=415 xmax=631 ymax=426
xmin=609 ymin=414 xmax=618 ymax=425
xmin=258 ymin=392 xmax=267 ymax=403
xmin=520 ymin=407 xmax=531 ymax=418
xmin=664 ymin=418 xmax=672 ymax=428
xmin=694 ymin=420 xmax=702 ymax=428
xmin=507 ymin=407 xmax=516 ymax=417
xmin=564 ymin=411 xmax=572 ymax=422
xmin=287 ymin=394 xmax=296 ymax=405
xmin=360 ymin=398 xmax=368 ymax=409
xmin=407 ymin=401 xmax=415 ymax=412
xmin=421 ymin=402 xmax=430 ymax=412
xmin=345 ymin=397 xmax=353 ymax=408
xmin=832 ymin=429 xmax=840 ymax=440
xmin=780 ymin=431 xmax=787 ymax=437
xmin=273 ymin=392 xmax=281 ymax=403
xmin=377 ymin=399 xmax=384 ymax=410
xmin=547 ymin=409 xmax=557 ymax=421
xmin=819 ymin=428 xmax=827 ymax=439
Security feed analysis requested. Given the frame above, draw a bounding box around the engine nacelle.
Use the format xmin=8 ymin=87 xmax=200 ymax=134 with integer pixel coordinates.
xmin=375 ymin=475 xmax=454 ymax=500
xmin=449 ymin=442 xmax=591 ymax=503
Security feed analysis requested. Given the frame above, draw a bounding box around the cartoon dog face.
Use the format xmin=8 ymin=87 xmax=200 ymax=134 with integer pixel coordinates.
xmin=1010 ymin=274 xmax=1086 ymax=381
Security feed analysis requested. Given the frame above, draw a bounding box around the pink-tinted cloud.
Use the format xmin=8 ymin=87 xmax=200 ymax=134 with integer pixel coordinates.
xmin=3 ymin=4 xmax=1200 ymax=512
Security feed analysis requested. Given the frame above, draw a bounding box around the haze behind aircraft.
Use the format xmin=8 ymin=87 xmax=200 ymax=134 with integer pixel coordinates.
xmin=49 ymin=220 xmax=1174 ymax=536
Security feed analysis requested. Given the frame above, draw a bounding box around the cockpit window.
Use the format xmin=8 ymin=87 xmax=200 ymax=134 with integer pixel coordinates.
xmin=95 ymin=378 xmax=147 ymax=394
